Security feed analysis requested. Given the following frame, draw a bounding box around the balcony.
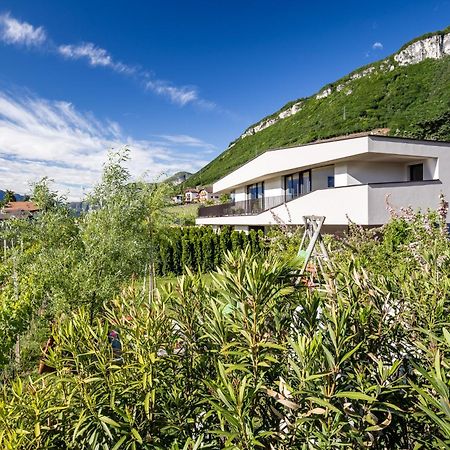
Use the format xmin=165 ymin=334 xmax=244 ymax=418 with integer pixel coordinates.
xmin=198 ymin=194 xmax=300 ymax=218
xmin=197 ymin=180 xmax=442 ymax=220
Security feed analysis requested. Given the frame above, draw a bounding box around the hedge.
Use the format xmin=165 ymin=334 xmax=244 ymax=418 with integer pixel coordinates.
xmin=154 ymin=226 xmax=265 ymax=276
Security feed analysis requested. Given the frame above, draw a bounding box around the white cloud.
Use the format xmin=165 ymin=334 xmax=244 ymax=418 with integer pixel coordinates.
xmin=372 ymin=42 xmax=383 ymax=50
xmin=58 ymin=42 xmax=135 ymax=74
xmin=0 ymin=90 xmax=211 ymax=200
xmin=145 ymin=80 xmax=198 ymax=106
xmin=0 ymin=11 xmax=214 ymax=108
xmin=159 ymin=134 xmax=216 ymax=150
xmin=0 ymin=12 xmax=46 ymax=47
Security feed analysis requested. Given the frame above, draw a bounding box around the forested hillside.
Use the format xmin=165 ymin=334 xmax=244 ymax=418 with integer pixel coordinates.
xmin=188 ymin=26 xmax=450 ymax=187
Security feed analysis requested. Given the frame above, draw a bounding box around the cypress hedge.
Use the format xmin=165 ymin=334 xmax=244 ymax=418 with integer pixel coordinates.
xmin=154 ymin=226 xmax=265 ymax=276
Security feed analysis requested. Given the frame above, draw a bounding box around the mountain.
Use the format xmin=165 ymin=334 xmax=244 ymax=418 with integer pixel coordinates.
xmin=165 ymin=171 xmax=193 ymax=185
xmin=187 ymin=26 xmax=450 ymax=187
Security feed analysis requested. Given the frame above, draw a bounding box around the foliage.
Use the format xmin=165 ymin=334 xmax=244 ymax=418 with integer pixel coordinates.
xmin=0 ymin=190 xmax=17 ymax=207
xmin=1 ymin=201 xmax=450 ymax=448
xmin=165 ymin=204 xmax=199 ymax=226
xmin=30 ymin=177 xmax=63 ymax=211
xmin=219 ymin=193 xmax=231 ymax=204
xmin=0 ymin=149 xmax=170 ymax=372
xmin=154 ymin=227 xmax=264 ymax=277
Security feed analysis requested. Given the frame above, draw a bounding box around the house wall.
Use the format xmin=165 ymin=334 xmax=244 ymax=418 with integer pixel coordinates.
xmin=368 ymin=181 xmax=444 ymax=224
xmin=404 ymin=158 xmax=437 ymax=180
xmin=311 ymin=165 xmax=335 ymax=190
xmin=234 ymin=225 xmax=250 ymax=233
xmin=334 ymin=164 xmax=349 ymax=187
xmin=234 ymin=187 xmax=246 ymax=202
xmin=368 ymin=138 xmax=442 ymax=179
xmin=334 ymin=158 xmax=438 ymax=187
xmin=264 ymin=176 xmax=284 ymax=198
xmin=346 ymin=161 xmax=407 ymax=185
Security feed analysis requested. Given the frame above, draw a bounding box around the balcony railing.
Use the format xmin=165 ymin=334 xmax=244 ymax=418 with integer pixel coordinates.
xmin=198 ymin=194 xmax=299 ymax=218
xmin=197 ymin=180 xmax=442 ymax=219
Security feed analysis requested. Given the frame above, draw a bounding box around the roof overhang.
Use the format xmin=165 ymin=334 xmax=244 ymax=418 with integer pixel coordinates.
xmin=213 ymin=136 xmax=449 ymax=193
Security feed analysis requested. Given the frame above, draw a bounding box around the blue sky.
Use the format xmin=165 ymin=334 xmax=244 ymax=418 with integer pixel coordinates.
xmin=0 ymin=0 xmax=449 ymax=198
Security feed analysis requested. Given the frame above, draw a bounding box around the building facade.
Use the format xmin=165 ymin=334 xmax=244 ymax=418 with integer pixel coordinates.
xmin=198 ymin=188 xmax=220 ymax=204
xmin=196 ymin=135 xmax=450 ymax=232
xmin=184 ymin=189 xmax=199 ymax=203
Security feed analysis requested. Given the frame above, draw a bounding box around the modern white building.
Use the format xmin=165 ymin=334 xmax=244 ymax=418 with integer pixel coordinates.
xmin=196 ymin=134 xmax=450 ymax=232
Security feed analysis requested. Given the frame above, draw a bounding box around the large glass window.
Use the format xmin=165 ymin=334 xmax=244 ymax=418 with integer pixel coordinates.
xmin=247 ymin=182 xmax=264 ymax=200
xmin=285 ymin=173 xmax=300 ymax=201
xmin=285 ymin=169 xmax=311 ymax=201
xmin=300 ymin=170 xmax=311 ymax=194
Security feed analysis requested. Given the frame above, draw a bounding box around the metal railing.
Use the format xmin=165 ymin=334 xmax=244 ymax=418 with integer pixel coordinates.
xmin=198 ymin=193 xmax=301 ymax=218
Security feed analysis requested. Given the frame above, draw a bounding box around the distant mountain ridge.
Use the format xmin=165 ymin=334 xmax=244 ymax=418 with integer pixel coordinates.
xmin=165 ymin=171 xmax=192 ymax=185
xmin=187 ymin=25 xmax=450 ymax=187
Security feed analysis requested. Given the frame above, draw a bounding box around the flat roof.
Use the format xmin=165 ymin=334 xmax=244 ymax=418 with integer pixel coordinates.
xmin=213 ymin=133 xmax=450 ymax=192
xmin=215 ymin=133 xmax=450 ymax=187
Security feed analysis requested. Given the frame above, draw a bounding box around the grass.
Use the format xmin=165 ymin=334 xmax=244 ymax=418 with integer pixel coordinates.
xmin=164 ymin=203 xmax=199 ymax=226
xmin=157 ymin=272 xmax=214 ymax=288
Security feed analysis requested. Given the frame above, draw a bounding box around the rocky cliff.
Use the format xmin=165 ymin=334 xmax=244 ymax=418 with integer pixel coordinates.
xmin=236 ymin=30 xmax=450 ymax=144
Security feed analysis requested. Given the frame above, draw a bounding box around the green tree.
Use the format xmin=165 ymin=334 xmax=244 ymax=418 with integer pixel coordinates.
xmin=230 ymin=230 xmax=242 ymax=252
xmin=3 ymin=190 xmax=17 ymax=204
xmin=30 ymin=177 xmax=61 ymax=211
xmin=219 ymin=226 xmax=232 ymax=256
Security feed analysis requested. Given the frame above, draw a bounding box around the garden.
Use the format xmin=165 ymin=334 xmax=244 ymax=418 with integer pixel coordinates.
xmin=0 ymin=150 xmax=449 ymax=449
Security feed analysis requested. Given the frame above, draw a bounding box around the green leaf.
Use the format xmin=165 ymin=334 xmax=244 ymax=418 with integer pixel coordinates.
xmin=306 ymin=397 xmax=341 ymax=414
xmin=443 ymin=328 xmax=450 ymax=348
xmin=340 ymin=341 xmax=363 ymax=364
xmin=99 ymin=415 xmax=121 ymax=428
xmin=131 ymin=428 xmax=143 ymax=444
xmin=112 ymin=435 xmax=127 ymax=450
xmin=334 ymin=391 xmax=376 ymax=402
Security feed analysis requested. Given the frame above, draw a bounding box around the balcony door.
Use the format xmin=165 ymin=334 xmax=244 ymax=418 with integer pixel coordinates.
xmin=285 ymin=173 xmax=300 ymax=201
xmin=409 ymin=163 xmax=423 ymax=181
xmin=247 ymin=182 xmax=264 ymax=212
xmin=300 ymin=169 xmax=311 ymax=195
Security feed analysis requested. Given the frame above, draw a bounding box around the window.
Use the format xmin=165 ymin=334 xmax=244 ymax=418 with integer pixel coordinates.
xmin=300 ymin=170 xmax=311 ymax=194
xmin=327 ymin=176 xmax=335 ymax=188
xmin=284 ymin=170 xmax=311 ymax=201
xmin=285 ymin=173 xmax=300 ymax=201
xmin=409 ymin=163 xmax=423 ymax=181
xmin=247 ymin=182 xmax=264 ymax=200
xmin=247 ymin=182 xmax=264 ymax=212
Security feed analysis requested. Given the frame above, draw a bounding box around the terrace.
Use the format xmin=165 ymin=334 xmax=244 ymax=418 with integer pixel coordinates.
xmin=198 ymin=179 xmax=441 ymax=219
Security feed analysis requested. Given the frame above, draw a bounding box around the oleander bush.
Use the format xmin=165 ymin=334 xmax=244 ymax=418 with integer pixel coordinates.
xmin=0 ymin=150 xmax=263 ymax=375
xmin=1 ymin=195 xmax=450 ymax=449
